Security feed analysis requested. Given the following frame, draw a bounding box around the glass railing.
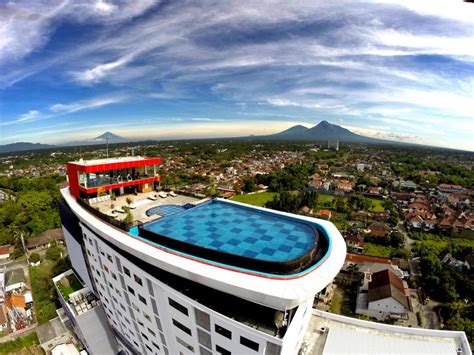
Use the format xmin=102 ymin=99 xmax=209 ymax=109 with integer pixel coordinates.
xmin=84 ymin=174 xmax=153 ymax=188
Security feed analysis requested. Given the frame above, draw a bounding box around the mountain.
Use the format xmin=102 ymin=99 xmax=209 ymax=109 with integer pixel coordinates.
xmin=63 ymin=131 xmax=129 ymax=146
xmin=94 ymin=132 xmax=127 ymax=143
xmin=269 ymin=120 xmax=390 ymax=144
xmin=0 ymin=142 xmax=55 ymax=154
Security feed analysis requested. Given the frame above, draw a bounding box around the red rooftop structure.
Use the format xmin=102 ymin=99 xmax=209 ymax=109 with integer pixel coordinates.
xmin=66 ymin=156 xmax=162 ymax=199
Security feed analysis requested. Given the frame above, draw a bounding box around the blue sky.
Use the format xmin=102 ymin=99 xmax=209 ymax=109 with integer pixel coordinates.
xmin=1 ymin=0 xmax=473 ymax=150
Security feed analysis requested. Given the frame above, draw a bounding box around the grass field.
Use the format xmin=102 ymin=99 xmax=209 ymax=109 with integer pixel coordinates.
xmin=368 ymin=198 xmax=385 ymax=212
xmin=330 ymin=287 xmax=344 ymax=314
xmin=0 ymin=332 xmax=40 ymax=355
xmin=363 ymin=242 xmax=393 ymax=258
xmin=231 ymin=192 xmax=278 ymax=207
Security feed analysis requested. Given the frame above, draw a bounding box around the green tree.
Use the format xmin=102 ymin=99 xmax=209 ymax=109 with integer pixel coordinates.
xmin=29 ymin=253 xmax=40 ymax=263
xmin=242 ymin=178 xmax=256 ymax=193
xmin=46 ymin=246 xmax=62 ymax=261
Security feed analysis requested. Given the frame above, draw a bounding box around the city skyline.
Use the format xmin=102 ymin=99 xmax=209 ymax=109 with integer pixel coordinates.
xmin=1 ymin=1 xmax=473 ymax=150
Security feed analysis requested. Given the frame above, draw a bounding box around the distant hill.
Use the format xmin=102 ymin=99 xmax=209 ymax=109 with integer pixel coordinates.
xmin=0 ymin=142 xmax=55 ymax=154
xmin=267 ymin=120 xmax=391 ymax=144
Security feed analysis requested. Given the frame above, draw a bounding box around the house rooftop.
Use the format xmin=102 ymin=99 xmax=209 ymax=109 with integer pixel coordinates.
xmin=368 ymin=269 xmax=409 ymax=310
xmin=36 ymin=317 xmax=69 ymax=345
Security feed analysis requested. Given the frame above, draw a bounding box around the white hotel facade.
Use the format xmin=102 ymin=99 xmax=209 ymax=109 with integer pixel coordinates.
xmin=57 ymin=157 xmax=346 ymax=355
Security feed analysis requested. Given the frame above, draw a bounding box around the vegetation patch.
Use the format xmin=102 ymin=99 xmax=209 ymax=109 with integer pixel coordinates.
xmin=0 ymin=332 xmax=39 ymax=355
xmin=363 ymin=242 xmax=394 ymax=258
xmin=231 ymin=192 xmax=278 ymax=207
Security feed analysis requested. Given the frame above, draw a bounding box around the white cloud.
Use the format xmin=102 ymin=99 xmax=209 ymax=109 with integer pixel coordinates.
xmin=0 ymin=0 xmax=158 ymax=66
xmin=49 ymin=96 xmax=127 ymax=114
xmin=0 ymin=110 xmax=40 ymax=126
xmin=70 ymin=54 xmax=135 ymax=84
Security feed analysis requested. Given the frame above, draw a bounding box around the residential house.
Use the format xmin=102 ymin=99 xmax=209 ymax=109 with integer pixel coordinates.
xmin=438 ymin=184 xmax=465 ymax=195
xmin=4 ymin=268 xmax=26 ymax=293
xmin=336 ymin=181 xmax=353 ymax=193
xmin=26 ymin=228 xmax=64 ymax=251
xmin=400 ymin=180 xmax=417 ymax=191
xmin=367 ymin=222 xmax=390 ymax=238
xmin=352 ymin=210 xmax=369 ymax=222
xmin=356 ymin=269 xmax=411 ymax=321
xmin=346 ymin=234 xmax=364 ymax=253
xmin=367 ymin=186 xmax=382 ymax=195
xmin=36 ymin=317 xmax=72 ymax=353
xmin=442 ymin=253 xmax=470 ymax=270
xmin=317 ymin=209 xmax=332 ymax=220
xmin=0 ymin=245 xmax=10 ymax=260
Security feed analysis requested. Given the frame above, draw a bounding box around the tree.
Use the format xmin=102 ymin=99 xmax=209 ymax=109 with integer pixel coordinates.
xmin=242 ymin=178 xmax=256 ymax=193
xmin=46 ymin=246 xmax=62 ymax=261
xmin=390 ymin=231 xmax=404 ymax=248
xmin=335 ymin=196 xmax=348 ymax=213
xmin=29 ymin=253 xmax=40 ymax=263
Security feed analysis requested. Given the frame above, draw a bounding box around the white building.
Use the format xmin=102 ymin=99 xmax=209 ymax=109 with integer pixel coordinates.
xmin=58 ymin=157 xmax=347 ymax=355
xmin=356 ymin=269 xmax=411 ymax=321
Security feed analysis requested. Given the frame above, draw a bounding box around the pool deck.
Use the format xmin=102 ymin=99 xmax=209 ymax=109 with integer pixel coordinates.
xmin=91 ymin=191 xmax=202 ymax=223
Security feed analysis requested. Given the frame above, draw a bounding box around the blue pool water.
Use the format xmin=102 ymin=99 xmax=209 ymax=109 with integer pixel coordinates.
xmin=146 ymin=204 xmax=186 ymax=217
xmin=140 ymin=200 xmax=317 ymax=263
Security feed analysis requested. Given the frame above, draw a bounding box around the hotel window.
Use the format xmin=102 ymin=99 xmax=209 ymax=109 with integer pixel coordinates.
xmin=197 ymin=328 xmax=212 ymax=350
xmin=123 ymin=266 xmax=131 ymax=277
xmin=138 ymin=294 xmax=147 ymax=305
xmin=200 ymin=346 xmax=212 ymax=355
xmin=160 ymin=332 xmax=166 ymax=345
xmin=145 ymin=344 xmax=152 ymax=352
xmin=172 ymin=319 xmax=192 ymax=336
xmin=144 ymin=313 xmax=151 ymax=322
xmin=168 ymin=298 xmax=188 ymax=316
xmin=107 ymin=254 xmax=113 ymax=263
xmin=216 ymin=345 xmax=231 ymax=355
xmin=240 ymin=337 xmax=259 ymax=352
xmin=152 ymin=341 xmax=160 ymax=350
xmin=127 ymin=286 xmax=135 ymax=295
xmin=194 ymin=308 xmax=210 ymax=330
xmin=112 ymin=272 xmax=117 ymax=280
xmin=176 ymin=337 xmax=194 ymax=352
xmin=148 ymin=328 xmax=156 ymax=336
xmin=134 ymin=274 xmax=143 ymax=286
xmin=142 ymin=332 xmax=149 ymax=340
xmin=215 ymin=324 xmax=231 ymax=339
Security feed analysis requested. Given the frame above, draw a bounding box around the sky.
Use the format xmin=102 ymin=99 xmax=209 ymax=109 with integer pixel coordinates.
xmin=1 ymin=0 xmax=473 ymax=150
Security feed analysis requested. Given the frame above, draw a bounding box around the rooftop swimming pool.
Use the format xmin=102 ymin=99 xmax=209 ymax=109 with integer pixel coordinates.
xmin=134 ymin=200 xmax=328 ymax=275
xmin=146 ymin=204 xmax=186 ymax=217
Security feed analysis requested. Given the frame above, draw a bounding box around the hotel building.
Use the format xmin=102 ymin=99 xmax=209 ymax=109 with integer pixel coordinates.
xmin=57 ymin=156 xmax=346 ymax=355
